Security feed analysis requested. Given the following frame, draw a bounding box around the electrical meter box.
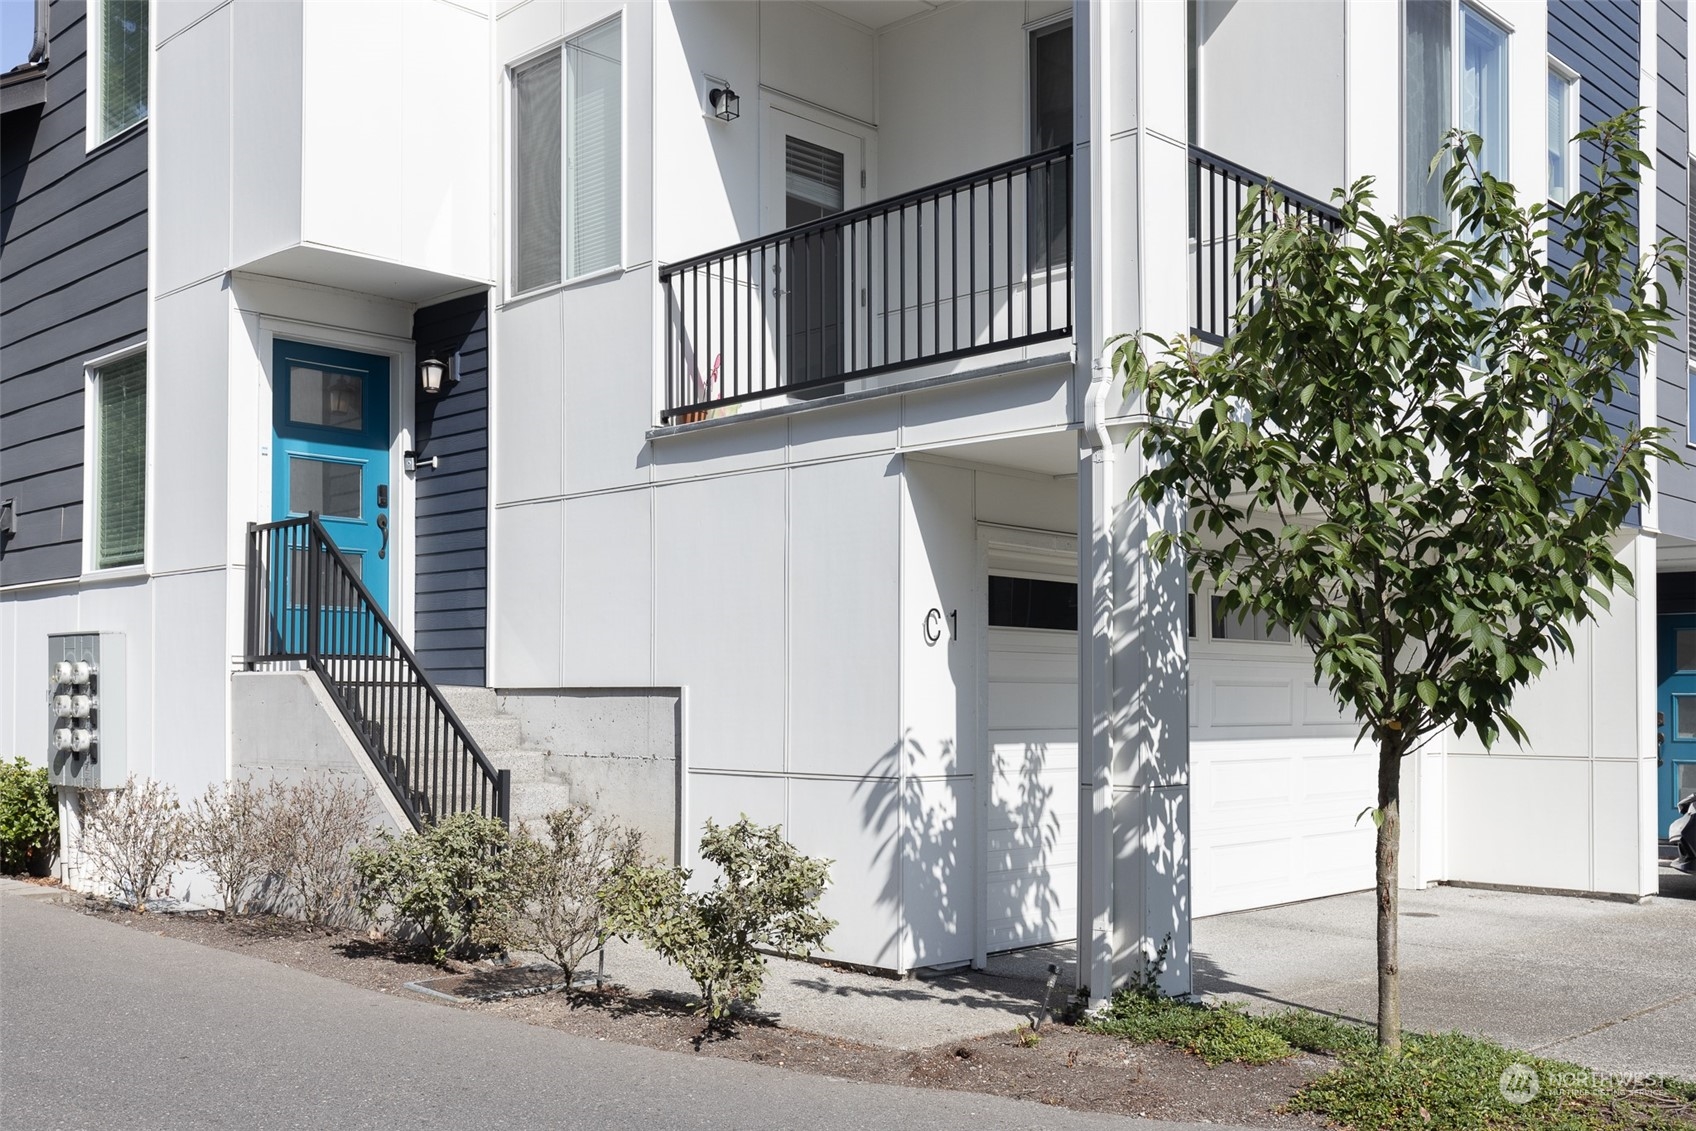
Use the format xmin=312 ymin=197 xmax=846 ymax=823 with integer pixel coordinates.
xmin=47 ymin=633 xmax=126 ymax=789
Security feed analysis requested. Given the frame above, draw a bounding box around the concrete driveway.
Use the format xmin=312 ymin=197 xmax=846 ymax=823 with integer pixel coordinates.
xmin=1194 ymin=880 xmax=1695 ymax=1081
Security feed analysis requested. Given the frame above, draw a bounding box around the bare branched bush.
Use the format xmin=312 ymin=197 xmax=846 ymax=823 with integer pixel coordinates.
xmin=273 ymin=776 xmax=373 ymax=927
xmin=475 ymin=804 xmax=645 ymax=987
xmin=80 ymin=776 xmax=187 ymax=911
xmin=186 ymin=777 xmax=287 ymax=917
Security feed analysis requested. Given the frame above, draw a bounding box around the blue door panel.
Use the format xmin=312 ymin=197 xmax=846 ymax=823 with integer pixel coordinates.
xmin=1655 ymin=614 xmax=1696 ymax=838
xmin=272 ymin=340 xmax=391 ymax=613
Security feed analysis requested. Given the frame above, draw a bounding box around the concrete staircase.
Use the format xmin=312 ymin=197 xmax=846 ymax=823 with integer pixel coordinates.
xmin=437 ymin=686 xmax=573 ymax=826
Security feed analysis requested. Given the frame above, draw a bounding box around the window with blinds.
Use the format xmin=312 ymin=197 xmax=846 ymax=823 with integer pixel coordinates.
xmin=511 ymin=18 xmax=623 ymax=294
xmin=94 ymin=352 xmax=147 ymax=570
xmin=94 ymin=0 xmax=148 ymax=145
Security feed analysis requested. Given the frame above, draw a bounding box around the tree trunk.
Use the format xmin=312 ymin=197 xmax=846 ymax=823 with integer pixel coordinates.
xmin=1375 ymin=737 xmax=1402 ymax=1052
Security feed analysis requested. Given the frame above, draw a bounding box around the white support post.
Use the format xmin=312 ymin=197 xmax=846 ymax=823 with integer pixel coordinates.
xmin=1077 ymin=0 xmax=1196 ymax=1007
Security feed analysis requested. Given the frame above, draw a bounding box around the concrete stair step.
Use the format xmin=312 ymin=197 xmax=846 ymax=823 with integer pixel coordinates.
xmin=458 ymin=715 xmax=524 ymax=750
xmin=437 ymin=686 xmax=501 ymax=720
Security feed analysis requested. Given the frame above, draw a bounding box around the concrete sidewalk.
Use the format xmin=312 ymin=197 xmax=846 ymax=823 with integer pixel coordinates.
xmin=578 ymin=932 xmax=1073 ymax=1050
xmin=1194 ymin=883 xmax=1696 ymax=1081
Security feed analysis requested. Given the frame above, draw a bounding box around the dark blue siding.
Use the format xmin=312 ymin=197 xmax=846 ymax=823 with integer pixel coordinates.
xmin=0 ymin=0 xmax=147 ymax=585
xmin=1549 ymin=0 xmax=1643 ymax=521
xmin=412 ymin=293 xmax=489 ymax=686
xmin=1658 ymin=0 xmax=1696 ymax=538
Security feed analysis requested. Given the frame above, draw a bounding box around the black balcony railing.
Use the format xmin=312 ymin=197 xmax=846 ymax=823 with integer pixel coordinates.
xmin=1190 ymin=146 xmax=1342 ymax=343
xmin=244 ymin=514 xmax=509 ymax=831
xmin=661 ymin=148 xmax=1073 ymax=423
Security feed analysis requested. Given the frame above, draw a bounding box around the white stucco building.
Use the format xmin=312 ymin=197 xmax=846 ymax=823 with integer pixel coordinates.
xmin=2 ymin=0 xmax=1689 ymax=1004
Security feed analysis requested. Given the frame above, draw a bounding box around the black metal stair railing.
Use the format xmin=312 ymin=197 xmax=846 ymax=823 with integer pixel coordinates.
xmin=1190 ymin=146 xmax=1343 ymax=343
xmin=661 ymin=147 xmax=1073 ymax=423
xmin=244 ymin=514 xmax=509 ymax=831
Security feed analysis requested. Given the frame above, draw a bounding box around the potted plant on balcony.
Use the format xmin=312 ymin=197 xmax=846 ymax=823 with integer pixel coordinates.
xmin=0 ymin=756 xmax=59 ymax=878
xmin=677 ymin=355 xmax=723 ymax=425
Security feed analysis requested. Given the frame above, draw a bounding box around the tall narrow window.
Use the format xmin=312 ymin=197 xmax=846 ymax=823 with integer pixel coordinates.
xmin=1461 ymin=8 xmax=1509 ymax=179
xmin=512 ymin=54 xmax=563 ymax=293
xmin=1029 ymin=20 xmax=1072 ymax=270
xmin=566 ymin=20 xmax=623 ymax=279
xmin=92 ymin=0 xmax=148 ymax=145
xmin=509 ymin=18 xmax=623 ymax=295
xmin=1547 ymin=64 xmax=1578 ymax=203
xmin=1403 ymin=0 xmax=1451 ymax=221
xmin=1404 ymin=3 xmax=1509 ymax=218
xmin=93 ymin=351 xmax=147 ymax=569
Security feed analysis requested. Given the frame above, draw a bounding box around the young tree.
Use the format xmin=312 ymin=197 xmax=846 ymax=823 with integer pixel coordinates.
xmin=1114 ymin=114 xmax=1681 ymax=1051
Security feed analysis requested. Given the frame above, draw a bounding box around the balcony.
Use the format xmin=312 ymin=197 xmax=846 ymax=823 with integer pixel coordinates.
xmin=660 ymin=148 xmax=1073 ymax=424
xmin=1190 ymin=147 xmax=1342 ymax=343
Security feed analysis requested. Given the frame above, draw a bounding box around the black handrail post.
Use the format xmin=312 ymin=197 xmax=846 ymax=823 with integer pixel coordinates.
xmin=243 ymin=522 xmax=257 ymax=669
xmin=304 ymin=511 xmax=321 ymax=661
xmin=496 ymin=768 xmax=512 ymax=827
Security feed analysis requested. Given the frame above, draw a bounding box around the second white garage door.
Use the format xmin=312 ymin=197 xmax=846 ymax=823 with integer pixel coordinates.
xmin=1189 ymin=617 xmax=1378 ymax=918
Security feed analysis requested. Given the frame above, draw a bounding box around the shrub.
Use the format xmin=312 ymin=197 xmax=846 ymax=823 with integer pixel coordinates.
xmin=352 ymin=811 xmax=513 ymax=964
xmin=0 ymin=757 xmax=58 ymax=874
xmin=602 ymin=815 xmax=835 ymax=1025
xmin=79 ymin=776 xmax=187 ymax=910
xmin=275 ymin=776 xmax=373 ymax=927
xmin=185 ymin=777 xmax=288 ymax=917
xmin=474 ymin=804 xmax=644 ymax=989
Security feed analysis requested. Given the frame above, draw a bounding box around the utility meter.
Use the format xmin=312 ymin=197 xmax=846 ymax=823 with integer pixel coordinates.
xmin=47 ymin=634 xmax=124 ymax=789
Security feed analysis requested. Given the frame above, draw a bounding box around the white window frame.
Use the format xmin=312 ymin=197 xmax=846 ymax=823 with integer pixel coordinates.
xmin=1546 ymin=56 xmax=1580 ymax=204
xmin=503 ymin=14 xmax=627 ymax=302
xmin=81 ymin=343 xmax=151 ymax=578
xmin=86 ymin=0 xmax=149 ymax=152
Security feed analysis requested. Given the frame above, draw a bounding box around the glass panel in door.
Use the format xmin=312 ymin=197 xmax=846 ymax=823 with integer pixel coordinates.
xmin=785 ymin=136 xmax=847 ymax=388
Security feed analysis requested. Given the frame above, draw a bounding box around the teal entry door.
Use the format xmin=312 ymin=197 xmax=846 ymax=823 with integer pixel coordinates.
xmin=272 ymin=340 xmax=392 ymax=613
xmin=1655 ymin=614 xmax=1696 ymax=838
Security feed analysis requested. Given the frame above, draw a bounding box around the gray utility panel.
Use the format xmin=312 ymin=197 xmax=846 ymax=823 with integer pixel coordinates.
xmin=47 ymin=633 xmax=126 ymax=790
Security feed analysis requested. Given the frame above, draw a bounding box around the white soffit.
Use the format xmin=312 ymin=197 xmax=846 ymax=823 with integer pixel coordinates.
xmin=807 ymin=1 xmax=948 ymax=32
xmin=236 ymin=245 xmax=487 ymax=305
xmin=925 ymin=430 xmax=1079 ymax=477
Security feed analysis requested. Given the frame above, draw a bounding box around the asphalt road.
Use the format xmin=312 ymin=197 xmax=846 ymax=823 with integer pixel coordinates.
xmin=0 ymin=890 xmax=1254 ymax=1131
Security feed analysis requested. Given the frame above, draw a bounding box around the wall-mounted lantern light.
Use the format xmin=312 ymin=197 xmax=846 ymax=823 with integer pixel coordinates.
xmin=419 ymin=353 xmax=458 ymax=396
xmin=708 ymin=84 xmax=740 ymax=122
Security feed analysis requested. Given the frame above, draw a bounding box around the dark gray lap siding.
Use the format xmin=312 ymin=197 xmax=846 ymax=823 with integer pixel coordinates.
xmin=1548 ymin=0 xmax=1654 ymax=525
xmin=1 ymin=0 xmax=147 ymax=585
xmin=412 ymin=293 xmax=489 ymax=686
xmin=1657 ymin=0 xmax=1696 ymax=540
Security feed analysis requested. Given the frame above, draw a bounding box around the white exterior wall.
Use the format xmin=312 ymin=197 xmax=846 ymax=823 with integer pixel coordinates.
xmin=1196 ymin=0 xmax=1346 ymax=198
xmin=1438 ymin=540 xmax=1660 ymax=898
xmin=489 ymin=1 xmax=1084 ymax=970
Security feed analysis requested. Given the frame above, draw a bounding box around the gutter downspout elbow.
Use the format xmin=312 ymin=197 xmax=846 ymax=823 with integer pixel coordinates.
xmin=1083 ymin=353 xmax=1113 ymax=453
xmin=30 ymin=0 xmax=48 ymax=64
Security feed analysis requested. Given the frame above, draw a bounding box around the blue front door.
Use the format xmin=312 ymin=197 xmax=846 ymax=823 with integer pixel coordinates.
xmin=272 ymin=340 xmax=391 ymax=613
xmin=1655 ymin=614 xmax=1696 ymax=839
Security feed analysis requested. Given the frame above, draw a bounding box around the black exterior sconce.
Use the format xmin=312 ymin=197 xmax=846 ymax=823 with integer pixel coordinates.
xmin=708 ymin=85 xmax=739 ymax=122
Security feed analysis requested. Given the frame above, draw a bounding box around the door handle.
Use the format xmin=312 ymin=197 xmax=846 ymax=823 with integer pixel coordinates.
xmin=376 ymin=513 xmax=388 ymax=559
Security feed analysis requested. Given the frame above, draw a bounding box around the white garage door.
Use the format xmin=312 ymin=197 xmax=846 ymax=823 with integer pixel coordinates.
xmin=1190 ymin=619 xmax=1378 ymax=917
xmin=985 ymin=626 xmax=1079 ymax=951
